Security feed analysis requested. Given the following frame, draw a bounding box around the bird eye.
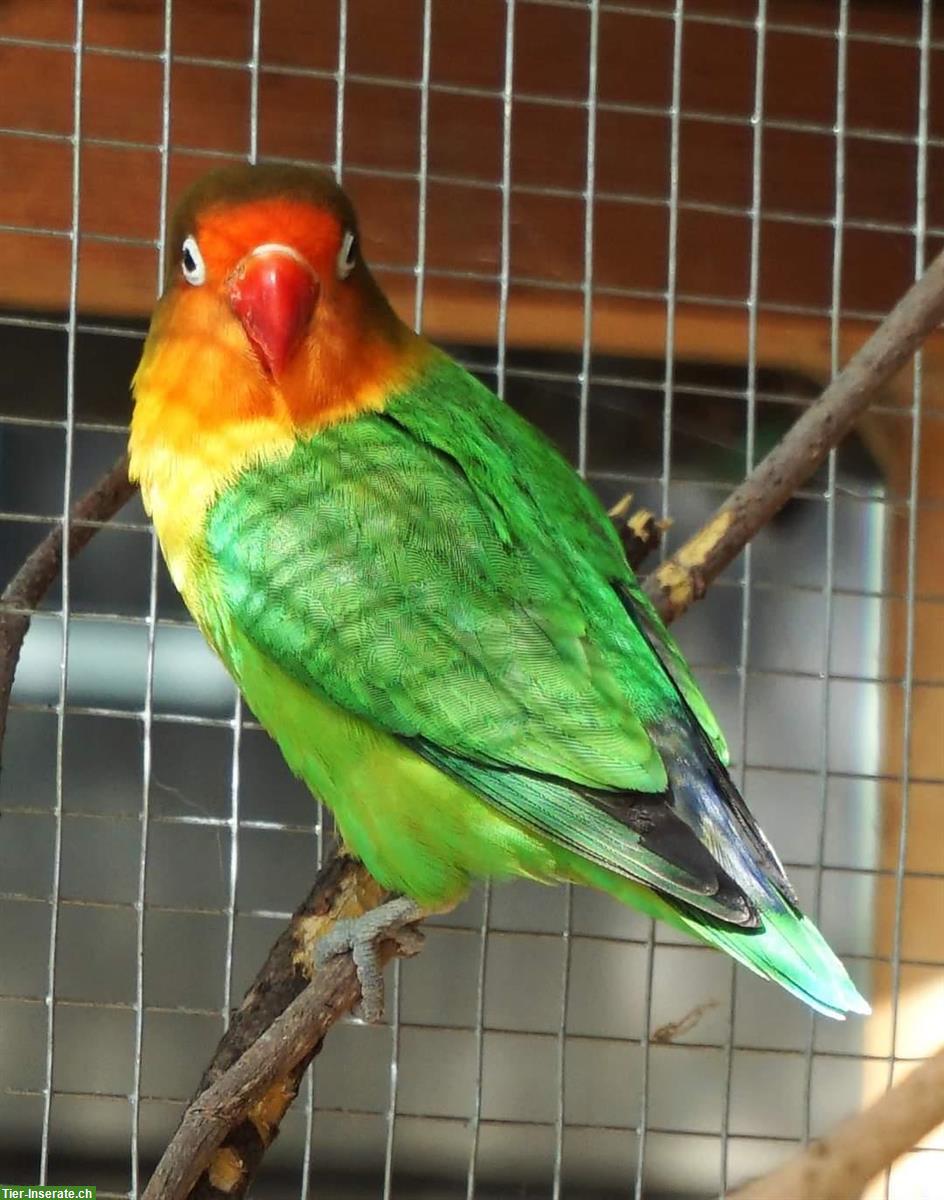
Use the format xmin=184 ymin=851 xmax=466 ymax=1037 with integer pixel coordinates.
xmin=181 ymin=235 xmax=206 ymax=286
xmin=336 ymin=230 xmax=357 ymax=280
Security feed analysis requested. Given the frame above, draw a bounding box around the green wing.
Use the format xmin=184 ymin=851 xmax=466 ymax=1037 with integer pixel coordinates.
xmin=369 ymin=355 xmax=729 ymax=764
xmin=205 ymin=353 xmax=746 ymax=919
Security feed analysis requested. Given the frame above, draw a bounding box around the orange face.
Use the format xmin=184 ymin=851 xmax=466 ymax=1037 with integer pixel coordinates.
xmin=141 ymin=187 xmax=419 ymax=436
xmin=174 ymin=198 xmax=355 ymax=380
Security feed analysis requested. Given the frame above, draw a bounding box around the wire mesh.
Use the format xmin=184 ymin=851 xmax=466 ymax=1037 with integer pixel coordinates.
xmin=1 ymin=0 xmax=942 ymax=1196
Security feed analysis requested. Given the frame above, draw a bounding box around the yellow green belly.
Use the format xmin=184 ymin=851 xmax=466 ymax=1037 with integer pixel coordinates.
xmin=223 ymin=620 xmax=573 ymax=907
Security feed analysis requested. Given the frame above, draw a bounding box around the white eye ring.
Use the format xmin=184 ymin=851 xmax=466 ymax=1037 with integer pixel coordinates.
xmin=336 ymin=230 xmax=357 ymax=280
xmin=181 ymin=235 xmax=206 ymax=286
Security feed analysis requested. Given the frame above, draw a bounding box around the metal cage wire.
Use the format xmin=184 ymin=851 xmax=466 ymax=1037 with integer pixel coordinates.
xmin=0 ymin=1 xmax=940 ymax=1197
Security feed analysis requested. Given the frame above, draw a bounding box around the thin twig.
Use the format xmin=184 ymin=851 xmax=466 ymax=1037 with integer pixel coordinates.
xmin=183 ymin=852 xmax=389 ymax=1200
xmin=145 ymin=955 xmax=363 ymax=1200
xmin=729 ymin=1044 xmax=944 ymax=1199
xmin=644 ymin=243 xmax=944 ymax=622
xmin=0 ymin=452 xmax=135 ymax=757
xmin=143 ymin=854 xmax=422 ymax=1200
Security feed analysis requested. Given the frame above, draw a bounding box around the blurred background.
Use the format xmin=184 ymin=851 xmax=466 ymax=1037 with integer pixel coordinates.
xmin=1 ymin=0 xmax=943 ymax=1196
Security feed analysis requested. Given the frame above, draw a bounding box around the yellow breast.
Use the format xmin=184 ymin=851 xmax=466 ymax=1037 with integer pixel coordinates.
xmin=128 ymin=295 xmax=297 ymax=606
xmin=132 ymin=420 xmax=296 ymax=599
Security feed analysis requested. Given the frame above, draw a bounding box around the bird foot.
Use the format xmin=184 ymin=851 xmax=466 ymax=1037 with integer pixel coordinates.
xmin=313 ymin=896 xmax=426 ymax=1022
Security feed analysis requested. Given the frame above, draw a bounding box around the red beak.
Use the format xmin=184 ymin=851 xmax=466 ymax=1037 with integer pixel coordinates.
xmin=226 ymin=245 xmax=318 ymax=377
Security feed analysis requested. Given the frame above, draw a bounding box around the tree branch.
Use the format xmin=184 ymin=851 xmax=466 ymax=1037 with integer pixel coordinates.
xmin=0 ymin=452 xmax=136 ymax=757
xmin=728 ymin=1045 xmax=944 ymax=1200
xmin=145 ymin=852 xmax=401 ymax=1200
xmin=644 ymin=245 xmax=944 ymax=622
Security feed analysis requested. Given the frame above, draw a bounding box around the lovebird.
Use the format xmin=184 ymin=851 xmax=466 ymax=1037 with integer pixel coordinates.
xmin=129 ymin=164 xmax=869 ymax=1021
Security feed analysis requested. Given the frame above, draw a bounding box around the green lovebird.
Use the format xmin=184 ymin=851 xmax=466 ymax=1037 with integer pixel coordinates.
xmin=129 ymin=164 xmax=869 ymax=1021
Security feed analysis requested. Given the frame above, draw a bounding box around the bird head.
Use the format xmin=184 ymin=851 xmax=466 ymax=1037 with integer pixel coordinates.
xmin=130 ymin=165 xmax=427 ymax=574
xmin=133 ymin=163 xmax=422 ymax=456
xmin=164 ymin=163 xmax=405 ymax=382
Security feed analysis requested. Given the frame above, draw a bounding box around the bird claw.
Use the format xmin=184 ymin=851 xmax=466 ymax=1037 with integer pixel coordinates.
xmin=313 ymin=896 xmax=426 ymax=1022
